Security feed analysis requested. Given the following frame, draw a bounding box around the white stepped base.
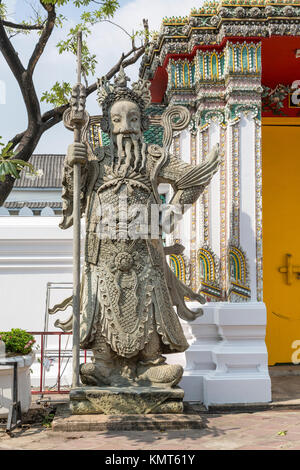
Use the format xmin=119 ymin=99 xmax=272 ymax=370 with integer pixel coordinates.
xmin=173 ymin=301 xmax=272 ymax=407
xmin=204 ymin=375 xmax=271 ymax=406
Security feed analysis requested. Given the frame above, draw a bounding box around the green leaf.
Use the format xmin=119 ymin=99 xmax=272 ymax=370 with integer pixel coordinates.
xmin=1 ymin=142 xmax=14 ymax=158
xmin=0 ymin=139 xmax=15 ymax=160
xmin=41 ymin=81 xmax=72 ymax=106
xmin=0 ymin=164 xmax=7 ymax=177
xmin=7 ymin=162 xmax=20 ymax=179
xmin=2 ymin=162 xmax=11 ymax=175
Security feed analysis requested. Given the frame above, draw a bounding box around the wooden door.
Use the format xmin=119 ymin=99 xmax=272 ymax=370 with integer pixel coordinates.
xmin=263 ymin=118 xmax=300 ymax=365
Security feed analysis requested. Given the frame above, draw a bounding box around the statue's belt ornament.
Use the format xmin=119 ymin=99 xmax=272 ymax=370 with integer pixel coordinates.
xmin=114 ymin=252 xmax=135 ymax=272
xmin=99 ymin=173 xmax=152 ymax=195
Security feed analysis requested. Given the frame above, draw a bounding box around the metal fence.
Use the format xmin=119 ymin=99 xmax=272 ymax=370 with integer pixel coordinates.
xmin=28 ymin=331 xmax=88 ymax=395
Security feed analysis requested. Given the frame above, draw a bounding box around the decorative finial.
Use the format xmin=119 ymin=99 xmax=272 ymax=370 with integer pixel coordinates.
xmin=114 ymin=66 xmax=131 ymax=89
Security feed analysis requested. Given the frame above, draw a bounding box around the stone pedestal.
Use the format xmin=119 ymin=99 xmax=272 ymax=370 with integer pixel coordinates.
xmin=69 ymin=386 xmax=184 ymax=415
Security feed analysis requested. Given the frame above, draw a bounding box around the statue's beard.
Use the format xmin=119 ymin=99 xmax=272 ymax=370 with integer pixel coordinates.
xmin=112 ymin=133 xmax=147 ymax=176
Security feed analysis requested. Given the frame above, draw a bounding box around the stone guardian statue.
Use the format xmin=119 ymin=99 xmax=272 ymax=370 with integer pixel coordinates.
xmin=57 ymin=67 xmax=219 ymax=394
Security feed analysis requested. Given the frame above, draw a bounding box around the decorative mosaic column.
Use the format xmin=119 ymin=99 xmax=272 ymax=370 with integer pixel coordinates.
xmin=189 ymin=129 xmax=197 ymax=291
xmin=255 ymin=118 xmax=263 ymax=302
xmin=164 ymin=38 xmax=270 ymax=406
xmin=199 ymin=124 xmax=210 ymax=246
xmin=219 ymin=123 xmax=227 ymax=297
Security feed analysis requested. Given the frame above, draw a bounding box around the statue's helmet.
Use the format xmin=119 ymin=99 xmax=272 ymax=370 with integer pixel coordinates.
xmin=97 ymin=66 xmax=151 ymax=133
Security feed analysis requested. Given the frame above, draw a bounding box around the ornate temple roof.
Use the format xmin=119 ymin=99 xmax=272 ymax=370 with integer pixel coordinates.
xmin=140 ymin=0 xmax=300 ymax=104
xmin=163 ymin=0 xmax=300 ymax=20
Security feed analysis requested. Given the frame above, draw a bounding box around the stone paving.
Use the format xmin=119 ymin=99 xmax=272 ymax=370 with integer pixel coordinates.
xmin=1 ymin=408 xmax=300 ymax=450
xmin=1 ymin=374 xmax=300 ymax=450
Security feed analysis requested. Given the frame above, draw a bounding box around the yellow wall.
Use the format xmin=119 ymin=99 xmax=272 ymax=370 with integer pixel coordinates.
xmin=262 ymin=118 xmax=300 ymax=365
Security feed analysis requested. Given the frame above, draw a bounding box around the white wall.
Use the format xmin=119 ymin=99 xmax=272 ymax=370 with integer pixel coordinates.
xmin=0 ymin=217 xmax=75 ymax=332
xmin=6 ymin=188 xmax=62 ymax=204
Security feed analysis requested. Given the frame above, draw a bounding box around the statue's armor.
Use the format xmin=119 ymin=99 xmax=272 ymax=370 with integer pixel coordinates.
xmin=79 ymin=150 xmax=189 ymax=358
xmin=59 ymin=132 xmax=220 ymax=365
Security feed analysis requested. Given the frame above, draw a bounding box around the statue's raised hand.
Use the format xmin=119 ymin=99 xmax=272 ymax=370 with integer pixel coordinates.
xmin=66 ymin=142 xmax=87 ymax=167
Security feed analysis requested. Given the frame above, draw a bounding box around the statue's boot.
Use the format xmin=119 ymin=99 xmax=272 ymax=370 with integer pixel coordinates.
xmin=80 ymin=333 xmax=121 ymax=386
xmin=80 ymin=351 xmax=136 ymax=387
xmin=136 ymin=360 xmax=183 ymax=388
xmin=79 ymin=361 xmax=113 ymax=386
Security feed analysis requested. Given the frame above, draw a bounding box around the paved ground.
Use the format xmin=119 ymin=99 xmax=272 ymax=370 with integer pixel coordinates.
xmin=1 ymin=408 xmax=300 ymax=450
xmin=1 ymin=373 xmax=300 ymax=451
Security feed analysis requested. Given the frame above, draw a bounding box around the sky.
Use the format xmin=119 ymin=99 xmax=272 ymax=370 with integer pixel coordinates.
xmin=0 ymin=0 xmax=200 ymax=153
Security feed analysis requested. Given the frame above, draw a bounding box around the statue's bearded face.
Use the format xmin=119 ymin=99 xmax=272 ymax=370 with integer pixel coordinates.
xmin=109 ymin=100 xmax=146 ymax=174
xmin=110 ymin=100 xmax=142 ymax=137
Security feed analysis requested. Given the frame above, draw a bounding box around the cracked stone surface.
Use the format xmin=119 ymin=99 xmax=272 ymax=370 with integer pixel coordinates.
xmin=69 ymin=386 xmax=184 ymax=415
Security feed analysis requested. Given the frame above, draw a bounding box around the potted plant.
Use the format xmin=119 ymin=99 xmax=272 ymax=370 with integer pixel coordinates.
xmin=0 ymin=329 xmax=36 ymax=416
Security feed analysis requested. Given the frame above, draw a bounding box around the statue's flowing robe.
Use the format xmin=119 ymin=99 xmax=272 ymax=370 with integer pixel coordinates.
xmin=60 ymin=139 xmax=218 ymax=359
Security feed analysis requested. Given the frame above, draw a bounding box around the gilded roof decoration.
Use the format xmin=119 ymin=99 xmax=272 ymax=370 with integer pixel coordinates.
xmin=162 ymin=16 xmax=189 ymax=25
xmin=139 ymin=0 xmax=300 ymax=80
xmin=191 ymin=1 xmax=220 ymax=15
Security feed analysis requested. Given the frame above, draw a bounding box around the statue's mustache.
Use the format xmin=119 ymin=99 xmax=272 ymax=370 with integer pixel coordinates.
xmin=114 ymin=130 xmax=139 ymax=139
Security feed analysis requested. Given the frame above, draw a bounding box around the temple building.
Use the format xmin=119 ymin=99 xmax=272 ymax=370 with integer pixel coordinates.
xmin=1 ymin=0 xmax=300 ymax=405
xmin=137 ymin=0 xmax=300 ymax=404
xmin=89 ymin=0 xmax=300 ymax=404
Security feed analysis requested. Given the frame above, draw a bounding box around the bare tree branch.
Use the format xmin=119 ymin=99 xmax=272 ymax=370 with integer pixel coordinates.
xmin=27 ymin=1 xmax=56 ymax=75
xmin=0 ymin=17 xmax=25 ymax=83
xmin=2 ymin=20 xmax=45 ymax=30
xmin=102 ymin=19 xmax=132 ymax=39
xmin=87 ymin=19 xmax=149 ymax=95
xmin=8 ymin=31 xmax=21 ymax=40
xmin=41 ymin=104 xmax=69 ymax=124
xmin=10 ymin=131 xmax=27 ymax=150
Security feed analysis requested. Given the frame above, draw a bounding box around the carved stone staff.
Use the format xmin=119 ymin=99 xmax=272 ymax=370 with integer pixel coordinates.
xmin=63 ymin=31 xmax=87 ymax=388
